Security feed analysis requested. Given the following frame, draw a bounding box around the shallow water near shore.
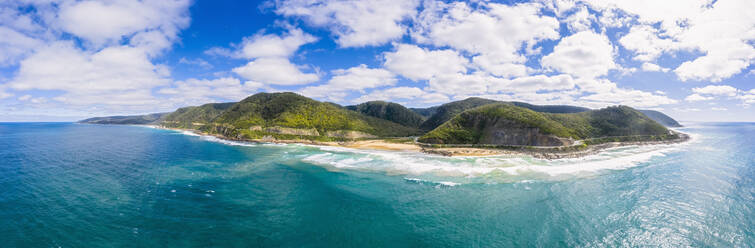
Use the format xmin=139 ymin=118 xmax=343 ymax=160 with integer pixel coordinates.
xmin=1 ymin=122 xmax=753 ymax=246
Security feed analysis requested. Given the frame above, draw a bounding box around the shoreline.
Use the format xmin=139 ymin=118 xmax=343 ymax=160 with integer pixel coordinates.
xmin=153 ymin=125 xmax=690 ymax=160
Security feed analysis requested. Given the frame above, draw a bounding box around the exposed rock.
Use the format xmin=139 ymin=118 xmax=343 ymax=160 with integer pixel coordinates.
xmin=325 ymin=130 xmax=376 ymax=139
xmin=263 ymin=126 xmax=320 ymax=136
xmin=475 ymin=116 xmax=573 ymax=147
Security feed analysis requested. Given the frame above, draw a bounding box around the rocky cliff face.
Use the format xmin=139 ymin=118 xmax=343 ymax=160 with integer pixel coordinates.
xmin=258 ymin=126 xmax=320 ymax=136
xmin=476 ymin=117 xmax=573 ymax=146
xmin=325 ymin=130 xmax=376 ymax=139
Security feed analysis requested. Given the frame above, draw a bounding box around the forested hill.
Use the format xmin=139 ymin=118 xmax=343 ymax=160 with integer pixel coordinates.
xmin=79 ymin=93 xmax=682 ymax=144
xmin=346 ymin=101 xmax=425 ymax=128
xmin=418 ymin=104 xmax=672 ymax=146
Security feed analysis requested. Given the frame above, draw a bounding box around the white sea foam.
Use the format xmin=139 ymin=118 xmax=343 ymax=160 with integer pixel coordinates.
xmin=301 ymin=140 xmax=686 ymax=183
xmin=168 ymin=124 xmax=691 ymax=184
xmin=181 ymin=130 xmax=200 ymax=136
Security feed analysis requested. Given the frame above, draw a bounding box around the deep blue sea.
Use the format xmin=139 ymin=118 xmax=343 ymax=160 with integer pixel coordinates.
xmin=0 ymin=122 xmax=753 ymax=247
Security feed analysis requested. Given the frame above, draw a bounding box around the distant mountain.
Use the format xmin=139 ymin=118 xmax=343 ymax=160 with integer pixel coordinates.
xmin=416 ymin=97 xmax=593 ymax=131
xmin=78 ymin=113 xmax=168 ymax=125
xmin=346 ymin=101 xmax=425 ymax=128
xmin=508 ymin=102 xmax=590 ymax=114
xmin=419 ymin=104 xmax=671 ymax=146
xmin=409 ymin=106 xmax=439 ymax=118
xmin=639 ymin=110 xmax=682 ymax=127
xmin=192 ymin=92 xmax=422 ymax=139
xmin=161 ymin=102 xmax=235 ymax=128
xmin=79 ymin=93 xmax=682 ymax=145
xmin=419 ymin=97 xmax=500 ymax=130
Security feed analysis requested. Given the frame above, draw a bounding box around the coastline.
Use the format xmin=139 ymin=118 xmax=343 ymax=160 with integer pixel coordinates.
xmin=151 ymin=125 xmax=690 ymax=160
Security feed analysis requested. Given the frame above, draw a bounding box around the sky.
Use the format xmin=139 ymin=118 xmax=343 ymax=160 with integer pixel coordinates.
xmin=0 ymin=0 xmax=753 ymax=122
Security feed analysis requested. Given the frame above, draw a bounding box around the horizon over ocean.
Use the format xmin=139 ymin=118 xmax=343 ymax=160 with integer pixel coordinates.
xmin=1 ymin=122 xmax=753 ymax=247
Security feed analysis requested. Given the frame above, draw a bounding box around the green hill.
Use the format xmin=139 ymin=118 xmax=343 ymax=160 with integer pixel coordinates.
xmin=419 ymin=97 xmax=500 ymax=130
xmin=207 ymin=92 xmax=421 ymax=139
xmin=346 ymin=101 xmax=425 ymax=128
xmin=78 ymin=113 xmax=168 ymax=125
xmin=509 ymin=102 xmax=590 ymax=114
xmin=419 ymin=104 xmax=672 ymax=146
xmin=417 ymin=97 xmax=592 ymax=131
xmin=161 ymin=102 xmax=235 ymax=129
xmin=639 ymin=110 xmax=682 ymax=127
xmin=410 ymin=106 xmax=439 ymax=118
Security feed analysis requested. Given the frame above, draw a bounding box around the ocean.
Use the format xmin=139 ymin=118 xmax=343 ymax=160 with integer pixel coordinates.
xmin=0 ymin=122 xmax=753 ymax=247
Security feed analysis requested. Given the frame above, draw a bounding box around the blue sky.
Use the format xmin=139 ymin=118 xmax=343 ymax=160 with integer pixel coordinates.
xmin=0 ymin=0 xmax=753 ymax=122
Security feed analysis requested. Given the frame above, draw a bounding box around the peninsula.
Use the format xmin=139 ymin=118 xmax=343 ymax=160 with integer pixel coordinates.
xmin=79 ymin=92 xmax=688 ymax=158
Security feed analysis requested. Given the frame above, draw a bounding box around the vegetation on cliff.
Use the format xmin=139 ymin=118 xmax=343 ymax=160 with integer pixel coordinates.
xmin=418 ymin=97 xmax=500 ymax=130
xmin=78 ymin=113 xmax=167 ymax=125
xmin=419 ymin=104 xmax=672 ymax=145
xmin=206 ymin=93 xmax=421 ymax=138
xmin=80 ymin=93 xmax=682 ymax=146
xmin=346 ymin=101 xmax=425 ymax=128
xmin=639 ymin=110 xmax=682 ymax=127
xmin=161 ymin=102 xmax=235 ymax=128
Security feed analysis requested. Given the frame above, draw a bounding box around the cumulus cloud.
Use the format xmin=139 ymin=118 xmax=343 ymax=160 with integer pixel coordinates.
xmin=9 ymin=42 xmax=170 ymax=105
xmin=413 ymin=1 xmax=559 ymax=77
xmin=232 ymin=57 xmax=319 ymax=85
xmin=692 ymin=85 xmax=739 ymax=96
xmin=541 ymin=31 xmax=616 ymax=79
xmin=641 ymin=62 xmax=669 ymax=72
xmin=619 ymin=25 xmax=675 ymax=62
xmin=685 ymin=94 xmax=713 ymax=102
xmin=578 ymin=87 xmax=678 ymax=108
xmin=221 ymin=28 xmax=320 ymax=85
xmin=158 ymin=77 xmax=264 ymax=106
xmin=178 ymin=57 xmax=212 ymax=69
xmin=275 ymin=0 xmax=419 ymax=47
xmin=1 ymin=0 xmax=192 ymax=114
xmin=207 ymin=28 xmax=317 ymax=59
xmin=352 ymin=87 xmax=449 ymax=105
xmin=685 ymin=85 xmax=755 ymax=105
xmin=588 ymin=0 xmax=755 ymax=82
xmin=383 ymin=44 xmax=468 ymax=81
xmin=299 ymin=65 xmax=396 ymax=101
xmin=57 ymin=0 xmax=191 ymax=53
xmin=0 ymin=26 xmax=44 ymax=66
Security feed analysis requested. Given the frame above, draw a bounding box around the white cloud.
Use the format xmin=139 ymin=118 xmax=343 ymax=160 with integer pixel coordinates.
xmin=57 ymin=0 xmax=191 ymax=52
xmin=275 ymin=0 xmax=419 ymax=47
xmin=232 ymin=57 xmax=319 ymax=86
xmin=711 ymin=107 xmax=727 ymax=111
xmin=619 ymin=25 xmax=675 ymax=62
xmin=564 ymin=6 xmax=594 ymax=32
xmin=541 ymin=31 xmax=616 ymax=79
xmin=579 ymin=87 xmax=678 ymax=108
xmin=159 ymin=77 xmax=264 ymax=106
xmin=178 ymin=57 xmax=212 ymax=69
xmin=685 ymin=94 xmax=713 ymax=102
xmin=0 ymin=26 xmax=44 ymax=66
xmin=692 ymin=85 xmax=739 ymax=96
xmin=237 ymin=28 xmax=317 ymax=59
xmin=737 ymin=89 xmax=755 ymax=105
xmin=17 ymin=94 xmax=31 ymax=101
xmin=641 ymin=62 xmax=669 ymax=72
xmin=488 ymin=74 xmax=577 ymax=93
xmin=9 ymin=42 xmax=170 ymax=97
xmin=383 ymin=44 xmax=468 ymax=81
xmin=326 ymin=64 xmax=396 ymax=90
xmin=352 ymin=87 xmax=449 ymax=104
xmin=299 ymin=65 xmax=396 ymax=101
xmin=413 ymin=1 xmax=559 ymax=76
xmin=0 ymin=91 xmax=12 ymax=99
xmin=587 ymin=0 xmax=755 ymax=82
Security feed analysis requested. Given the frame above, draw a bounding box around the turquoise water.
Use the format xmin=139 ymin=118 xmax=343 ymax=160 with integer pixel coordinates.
xmin=0 ymin=122 xmax=753 ymax=247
